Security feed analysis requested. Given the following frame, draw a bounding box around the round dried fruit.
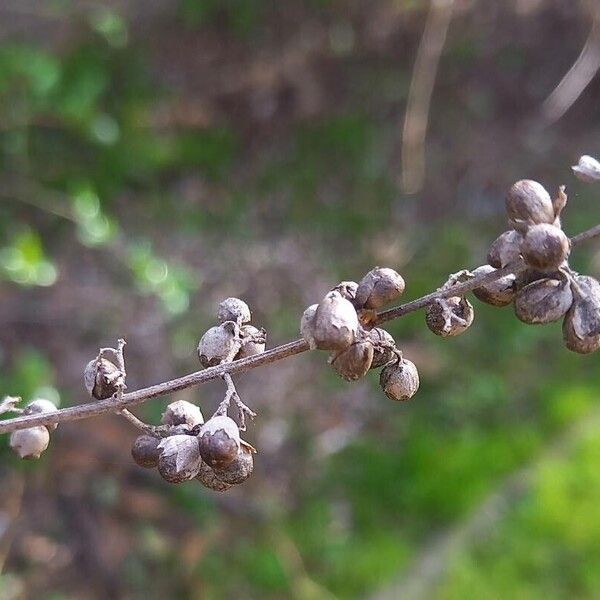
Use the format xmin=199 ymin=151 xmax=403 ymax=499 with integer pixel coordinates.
xmin=425 ymin=296 xmax=474 ymax=337
xmin=505 ymin=180 xmax=555 ymax=225
xmin=312 ymin=291 xmax=359 ymax=351
xmin=572 ymin=155 xmax=600 ymax=183
xmin=521 ymin=223 xmax=570 ymax=272
xmin=196 ymin=462 xmax=233 ymax=492
xmin=197 ymin=322 xmax=241 ymax=367
xmin=355 ymin=268 xmax=405 ymax=309
xmin=487 ymin=230 xmax=523 ymax=269
xmin=471 ymin=265 xmax=516 ymax=307
xmin=331 ymin=281 xmax=359 ymax=303
xmin=300 ymin=304 xmax=319 ymax=349
xmin=198 ymin=415 xmax=240 ymax=469
xmin=379 ymin=359 xmax=420 ymax=401
xmin=84 ymin=358 xmax=124 ymax=400
xmin=329 ymin=339 xmax=374 ymax=381
xmin=368 ymin=328 xmax=397 ymax=369
xmin=562 ymin=275 xmax=600 ymax=353
xmin=131 ymin=435 xmax=161 ymax=468
xmin=212 ymin=441 xmax=255 ymax=484
xmin=157 ymin=435 xmax=201 ymax=483
xmin=10 ymin=426 xmax=50 ymax=459
xmin=236 ymin=325 xmax=266 ymax=359
xmin=217 ymin=297 xmax=251 ymax=325
xmin=24 ymin=398 xmax=58 ymax=432
xmin=514 ymin=274 xmax=573 ymax=324
xmin=161 ymin=400 xmax=204 ymax=428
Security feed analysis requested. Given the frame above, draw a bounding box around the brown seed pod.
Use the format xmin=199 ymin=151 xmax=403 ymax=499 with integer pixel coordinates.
xmin=355 ymin=267 xmax=406 ymax=309
xmin=217 ymin=297 xmax=251 ymax=325
xmin=505 ymin=180 xmax=555 ymax=225
xmin=562 ymin=275 xmax=600 ymax=353
xmin=425 ymin=296 xmax=474 ymax=337
xmin=212 ymin=441 xmax=255 ymax=484
xmin=160 ymin=400 xmax=204 ymax=428
xmin=196 ymin=462 xmax=233 ymax=492
xmin=471 ymin=265 xmax=516 ymax=307
xmin=312 ymin=291 xmax=359 ymax=351
xmin=157 ymin=435 xmax=201 ymax=483
xmin=24 ymin=398 xmax=58 ymax=432
xmin=379 ymin=359 xmax=420 ymax=401
xmin=514 ymin=274 xmax=573 ymax=324
xmin=300 ymin=304 xmax=319 ymax=349
xmin=329 ymin=338 xmax=374 ymax=381
xmin=368 ymin=327 xmax=397 ymax=369
xmin=331 ymin=281 xmax=358 ymax=303
xmin=236 ymin=325 xmax=266 ymax=359
xmin=487 ymin=230 xmax=523 ymax=269
xmin=131 ymin=435 xmax=161 ymax=468
xmin=10 ymin=426 xmax=50 ymax=459
xmin=84 ymin=358 xmax=124 ymax=400
xmin=198 ymin=415 xmax=240 ymax=469
xmin=521 ymin=224 xmax=570 ymax=272
xmin=197 ymin=322 xmax=241 ymax=367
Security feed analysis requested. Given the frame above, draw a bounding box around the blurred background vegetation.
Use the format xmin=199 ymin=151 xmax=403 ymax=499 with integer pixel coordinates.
xmin=1 ymin=0 xmax=600 ymax=598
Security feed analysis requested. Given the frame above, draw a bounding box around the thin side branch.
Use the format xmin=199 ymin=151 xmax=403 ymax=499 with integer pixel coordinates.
xmin=1 ymin=224 xmax=599 ymax=435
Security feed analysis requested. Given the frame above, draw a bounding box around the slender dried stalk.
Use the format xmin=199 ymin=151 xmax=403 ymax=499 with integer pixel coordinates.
xmin=0 ymin=224 xmax=599 ymax=435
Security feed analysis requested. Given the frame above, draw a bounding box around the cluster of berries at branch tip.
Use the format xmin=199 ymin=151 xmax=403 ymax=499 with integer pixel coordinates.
xmin=300 ymin=267 xmax=420 ymax=402
xmin=4 ymin=155 xmax=600 ymax=486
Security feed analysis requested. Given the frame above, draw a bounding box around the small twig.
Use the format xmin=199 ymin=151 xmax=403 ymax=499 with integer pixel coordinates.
xmin=215 ymin=373 xmax=256 ymax=431
xmin=0 ymin=223 xmax=599 ymax=435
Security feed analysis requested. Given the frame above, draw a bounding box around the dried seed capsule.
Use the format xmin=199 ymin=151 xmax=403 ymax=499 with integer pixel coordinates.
xmin=196 ymin=462 xmax=233 ymax=492
xmin=379 ymin=359 xmax=419 ymax=401
xmin=355 ymin=267 xmax=406 ymax=309
xmin=331 ymin=281 xmax=358 ymax=303
xmin=212 ymin=441 xmax=255 ymax=485
xmin=300 ymin=304 xmax=319 ymax=349
xmin=506 ymin=180 xmax=555 ymax=225
xmin=84 ymin=358 xmax=124 ymax=400
xmin=312 ymin=291 xmax=359 ymax=351
xmin=572 ymin=155 xmax=600 ymax=183
xmin=425 ymin=296 xmax=474 ymax=337
xmin=198 ymin=415 xmax=240 ymax=469
xmin=161 ymin=400 xmax=204 ymax=428
xmin=10 ymin=426 xmax=50 ymax=459
xmin=197 ymin=322 xmax=241 ymax=367
xmin=514 ymin=268 xmax=551 ymax=291
xmin=217 ymin=297 xmax=251 ymax=325
xmin=131 ymin=435 xmax=161 ymax=468
xmin=329 ymin=339 xmax=374 ymax=381
xmin=471 ymin=265 xmax=516 ymax=307
xmin=236 ymin=325 xmax=266 ymax=359
xmin=521 ymin=224 xmax=570 ymax=272
xmin=24 ymin=398 xmax=58 ymax=432
xmin=487 ymin=230 xmax=523 ymax=269
xmin=514 ymin=274 xmax=573 ymax=324
xmin=368 ymin=328 xmax=397 ymax=369
xmin=157 ymin=435 xmax=201 ymax=483
xmin=562 ymin=275 xmax=600 ymax=353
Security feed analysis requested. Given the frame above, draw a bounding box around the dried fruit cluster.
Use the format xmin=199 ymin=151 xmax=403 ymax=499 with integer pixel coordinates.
xmin=480 ymin=179 xmax=600 ymax=353
xmin=3 ymin=157 xmax=600 ymax=493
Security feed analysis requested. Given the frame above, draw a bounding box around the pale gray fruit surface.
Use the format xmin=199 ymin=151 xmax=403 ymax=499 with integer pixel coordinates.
xmin=425 ymin=296 xmax=474 ymax=337
xmin=10 ymin=426 xmax=50 ymax=459
xmin=217 ymin=297 xmax=251 ymax=325
xmin=160 ymin=400 xmax=204 ymax=428
xmin=514 ymin=275 xmax=573 ymax=324
xmin=198 ymin=416 xmax=241 ymax=469
xmin=521 ymin=223 xmax=570 ymax=272
xmin=300 ymin=304 xmax=319 ymax=349
xmin=355 ymin=267 xmax=405 ymax=309
xmin=487 ymin=230 xmax=523 ymax=269
xmin=197 ymin=322 xmax=242 ymax=367
xmin=212 ymin=442 xmax=254 ymax=484
xmin=331 ymin=281 xmax=359 ymax=302
xmin=25 ymin=398 xmax=59 ymax=432
xmin=562 ymin=275 xmax=600 ymax=353
xmin=329 ymin=339 xmax=374 ymax=381
xmin=380 ymin=359 xmax=420 ymax=401
xmin=196 ymin=462 xmax=233 ymax=492
xmin=312 ymin=291 xmax=359 ymax=351
xmin=572 ymin=155 xmax=600 ymax=183
xmin=236 ymin=325 xmax=266 ymax=359
xmin=157 ymin=434 xmax=202 ymax=483
xmin=505 ymin=180 xmax=555 ymax=225
xmin=84 ymin=358 xmax=123 ymax=400
xmin=368 ymin=327 xmax=397 ymax=369
xmin=471 ymin=265 xmax=516 ymax=307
